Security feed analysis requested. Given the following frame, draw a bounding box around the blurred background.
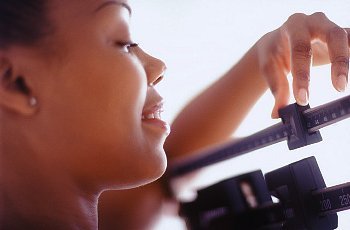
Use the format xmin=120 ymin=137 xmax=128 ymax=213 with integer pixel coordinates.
xmin=130 ymin=1 xmax=350 ymax=229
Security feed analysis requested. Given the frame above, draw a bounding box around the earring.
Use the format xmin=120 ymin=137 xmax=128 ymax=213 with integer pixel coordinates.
xmin=29 ymin=97 xmax=37 ymax=107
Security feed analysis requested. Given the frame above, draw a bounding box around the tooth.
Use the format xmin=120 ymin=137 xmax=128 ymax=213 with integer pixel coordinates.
xmin=146 ymin=114 xmax=154 ymax=119
xmin=155 ymin=112 xmax=161 ymax=119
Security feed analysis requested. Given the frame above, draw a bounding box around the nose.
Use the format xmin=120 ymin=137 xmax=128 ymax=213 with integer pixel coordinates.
xmin=131 ymin=46 xmax=167 ymax=86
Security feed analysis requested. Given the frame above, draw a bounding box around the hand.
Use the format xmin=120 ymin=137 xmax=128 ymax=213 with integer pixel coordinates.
xmin=256 ymin=12 xmax=349 ymax=118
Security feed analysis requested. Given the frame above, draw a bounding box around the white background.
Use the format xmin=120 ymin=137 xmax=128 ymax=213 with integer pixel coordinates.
xmin=130 ymin=1 xmax=350 ymax=229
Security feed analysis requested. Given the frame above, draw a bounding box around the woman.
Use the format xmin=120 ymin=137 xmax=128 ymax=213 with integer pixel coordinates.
xmin=0 ymin=0 xmax=169 ymax=229
xmin=98 ymin=4 xmax=350 ymax=230
xmin=0 ymin=0 xmax=348 ymax=229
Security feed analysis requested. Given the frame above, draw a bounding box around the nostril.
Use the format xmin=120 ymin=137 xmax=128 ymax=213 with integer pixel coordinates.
xmin=151 ymin=76 xmax=164 ymax=86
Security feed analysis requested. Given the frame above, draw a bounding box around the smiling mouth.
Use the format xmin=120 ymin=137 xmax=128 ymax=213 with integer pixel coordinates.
xmin=141 ymin=104 xmax=170 ymax=134
xmin=142 ymin=109 xmax=163 ymax=120
xmin=142 ymin=104 xmax=164 ymax=121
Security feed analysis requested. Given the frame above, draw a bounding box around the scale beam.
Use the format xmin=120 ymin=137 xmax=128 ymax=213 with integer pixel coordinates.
xmin=169 ymin=95 xmax=350 ymax=178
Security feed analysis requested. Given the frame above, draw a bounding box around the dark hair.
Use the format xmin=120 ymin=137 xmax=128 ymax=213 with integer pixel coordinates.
xmin=0 ymin=0 xmax=51 ymax=49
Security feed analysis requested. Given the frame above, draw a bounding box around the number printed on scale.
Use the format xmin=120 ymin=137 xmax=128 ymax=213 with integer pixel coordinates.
xmin=339 ymin=194 xmax=350 ymax=206
xmin=320 ymin=199 xmax=332 ymax=211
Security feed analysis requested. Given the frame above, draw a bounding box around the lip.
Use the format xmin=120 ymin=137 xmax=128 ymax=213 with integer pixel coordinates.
xmin=142 ymin=103 xmax=164 ymax=119
xmin=142 ymin=118 xmax=171 ymax=135
xmin=142 ymin=103 xmax=171 ymax=134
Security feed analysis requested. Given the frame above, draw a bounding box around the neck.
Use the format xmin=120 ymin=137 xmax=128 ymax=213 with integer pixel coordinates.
xmin=0 ymin=147 xmax=100 ymax=230
xmin=1 ymin=194 xmax=98 ymax=230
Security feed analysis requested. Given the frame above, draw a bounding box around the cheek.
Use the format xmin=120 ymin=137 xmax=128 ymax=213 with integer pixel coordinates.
xmin=101 ymin=58 xmax=147 ymax=126
xmin=46 ymin=52 xmax=147 ymax=146
xmin=85 ymin=57 xmax=147 ymax=136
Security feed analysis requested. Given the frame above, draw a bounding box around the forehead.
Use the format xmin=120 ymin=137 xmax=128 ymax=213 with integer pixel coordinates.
xmin=45 ymin=0 xmax=132 ymax=56
xmin=49 ymin=0 xmax=131 ymax=19
xmin=95 ymin=1 xmax=131 ymax=15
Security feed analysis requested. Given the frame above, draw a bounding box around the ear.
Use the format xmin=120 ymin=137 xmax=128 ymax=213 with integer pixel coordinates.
xmin=0 ymin=57 xmax=38 ymax=115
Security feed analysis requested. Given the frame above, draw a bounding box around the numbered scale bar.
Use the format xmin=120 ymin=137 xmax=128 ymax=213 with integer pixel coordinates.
xmin=314 ymin=182 xmax=350 ymax=215
xmin=170 ymin=122 xmax=291 ymax=177
xmin=169 ymin=95 xmax=350 ymax=178
xmin=305 ymin=95 xmax=350 ymax=132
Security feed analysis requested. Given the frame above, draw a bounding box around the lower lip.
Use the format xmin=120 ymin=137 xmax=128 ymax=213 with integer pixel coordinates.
xmin=142 ymin=118 xmax=171 ymax=135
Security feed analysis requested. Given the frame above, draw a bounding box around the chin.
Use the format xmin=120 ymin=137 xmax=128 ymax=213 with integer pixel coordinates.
xmin=139 ymin=149 xmax=167 ymax=185
xmin=113 ymin=149 xmax=167 ymax=190
xmin=141 ymin=154 xmax=167 ymax=188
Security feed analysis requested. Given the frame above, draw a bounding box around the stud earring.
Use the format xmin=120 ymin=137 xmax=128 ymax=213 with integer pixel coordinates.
xmin=29 ymin=97 xmax=37 ymax=107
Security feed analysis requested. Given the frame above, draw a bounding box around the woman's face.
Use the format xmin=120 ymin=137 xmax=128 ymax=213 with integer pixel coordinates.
xmin=33 ymin=0 xmax=169 ymax=189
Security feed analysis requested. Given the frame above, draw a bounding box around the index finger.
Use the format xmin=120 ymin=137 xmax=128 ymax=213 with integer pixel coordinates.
xmin=283 ymin=13 xmax=312 ymax=106
xmin=308 ymin=13 xmax=349 ymax=92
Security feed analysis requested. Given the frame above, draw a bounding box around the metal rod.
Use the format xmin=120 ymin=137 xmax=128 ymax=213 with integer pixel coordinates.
xmin=169 ymin=95 xmax=350 ymax=178
xmin=169 ymin=122 xmax=290 ymax=177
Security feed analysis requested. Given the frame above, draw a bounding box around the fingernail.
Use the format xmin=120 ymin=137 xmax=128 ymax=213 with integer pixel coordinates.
xmin=297 ymin=88 xmax=308 ymax=106
xmin=336 ymin=74 xmax=348 ymax=92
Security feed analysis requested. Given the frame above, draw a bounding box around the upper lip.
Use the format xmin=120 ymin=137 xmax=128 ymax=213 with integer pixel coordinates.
xmin=142 ymin=101 xmax=164 ymax=119
xmin=142 ymin=86 xmax=165 ymax=119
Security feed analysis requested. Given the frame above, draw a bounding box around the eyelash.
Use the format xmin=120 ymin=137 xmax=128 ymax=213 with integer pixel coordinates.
xmin=116 ymin=42 xmax=138 ymax=53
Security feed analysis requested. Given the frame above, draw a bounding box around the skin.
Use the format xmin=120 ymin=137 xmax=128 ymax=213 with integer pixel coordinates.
xmin=0 ymin=0 xmax=170 ymax=229
xmin=98 ymin=9 xmax=350 ymax=230
xmin=0 ymin=0 xmax=348 ymax=229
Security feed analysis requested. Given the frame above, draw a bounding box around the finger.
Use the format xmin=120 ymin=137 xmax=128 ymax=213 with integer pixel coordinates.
xmin=261 ymin=61 xmax=290 ymax=118
xmin=328 ymin=27 xmax=349 ymax=92
xmin=308 ymin=13 xmax=349 ymax=92
xmin=283 ymin=13 xmax=312 ymax=106
xmin=345 ymin=28 xmax=350 ymax=45
xmin=271 ymin=80 xmax=290 ymax=119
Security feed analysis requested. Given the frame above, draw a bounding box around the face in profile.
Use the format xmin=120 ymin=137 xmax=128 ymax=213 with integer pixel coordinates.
xmin=51 ymin=0 xmax=171 ymax=188
xmin=1 ymin=0 xmax=169 ymax=191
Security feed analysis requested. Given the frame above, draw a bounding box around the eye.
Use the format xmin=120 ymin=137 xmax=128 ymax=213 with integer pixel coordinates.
xmin=116 ymin=42 xmax=138 ymax=53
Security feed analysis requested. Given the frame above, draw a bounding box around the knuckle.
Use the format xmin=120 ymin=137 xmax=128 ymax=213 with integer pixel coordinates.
xmin=310 ymin=12 xmax=327 ymax=21
xmin=292 ymin=40 xmax=312 ymax=59
xmin=287 ymin=13 xmax=306 ymax=23
xmin=284 ymin=13 xmax=306 ymax=29
xmin=328 ymin=26 xmax=348 ymax=42
xmin=294 ymin=70 xmax=310 ymax=83
xmin=284 ymin=13 xmax=306 ymax=28
xmin=332 ymin=56 xmax=349 ymax=68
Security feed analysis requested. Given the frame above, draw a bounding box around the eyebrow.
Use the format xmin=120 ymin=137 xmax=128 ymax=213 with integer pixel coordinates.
xmin=94 ymin=1 xmax=132 ymax=16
